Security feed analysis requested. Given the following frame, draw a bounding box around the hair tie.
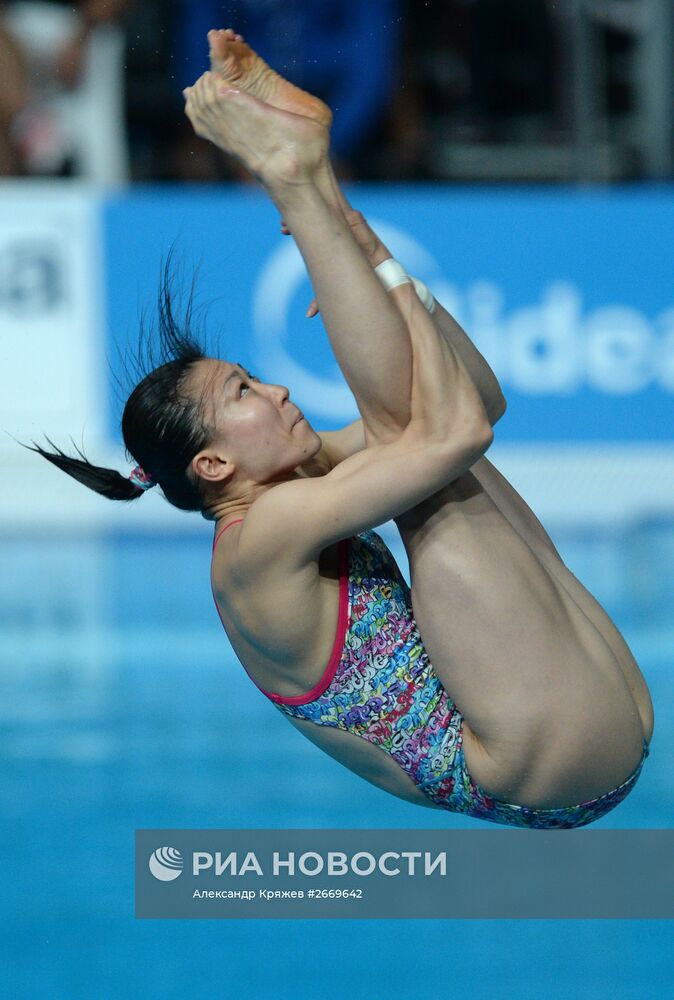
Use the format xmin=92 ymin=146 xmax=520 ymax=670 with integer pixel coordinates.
xmin=128 ymin=465 xmax=156 ymax=491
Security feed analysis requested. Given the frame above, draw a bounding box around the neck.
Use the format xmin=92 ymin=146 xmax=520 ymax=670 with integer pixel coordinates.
xmin=206 ymin=471 xmax=302 ymax=527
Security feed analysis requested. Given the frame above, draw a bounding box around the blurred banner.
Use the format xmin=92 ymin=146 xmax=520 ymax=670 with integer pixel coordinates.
xmin=0 ymin=182 xmax=105 ymax=441
xmin=1 ymin=182 xmax=673 ymax=530
xmin=103 ymin=185 xmax=674 ymax=440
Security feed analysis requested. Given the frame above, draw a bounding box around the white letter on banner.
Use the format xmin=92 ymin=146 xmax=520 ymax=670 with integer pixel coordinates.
xmin=193 ymin=853 xmax=213 ymax=874
xmin=351 ymin=852 xmax=376 ymax=876
xmin=425 ymin=853 xmax=446 ymax=876
xmin=298 ymin=852 xmax=324 ymax=876
xmin=239 ymin=852 xmax=263 ymax=876
xmin=378 ymin=852 xmax=401 ymax=876
xmin=214 ymin=852 xmax=238 ymax=875
xmin=273 ymin=853 xmax=295 ymax=875
xmin=327 ymin=853 xmax=349 ymax=875
xmin=507 ymin=283 xmax=582 ymax=394
xmin=400 ymin=852 xmax=422 ymax=875
xmin=585 ymin=306 xmax=653 ymax=394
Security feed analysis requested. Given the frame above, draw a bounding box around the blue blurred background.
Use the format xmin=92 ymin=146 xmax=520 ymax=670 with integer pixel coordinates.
xmin=1 ymin=2 xmax=673 ymax=998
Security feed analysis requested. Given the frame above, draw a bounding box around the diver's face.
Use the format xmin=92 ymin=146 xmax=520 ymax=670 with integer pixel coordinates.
xmin=195 ymin=358 xmax=321 ymax=482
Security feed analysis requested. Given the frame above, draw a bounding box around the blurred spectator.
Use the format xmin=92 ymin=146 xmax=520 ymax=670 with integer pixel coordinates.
xmin=0 ymin=0 xmax=132 ymax=178
xmin=470 ymin=0 xmax=555 ymax=138
xmin=0 ymin=16 xmax=27 ymax=174
xmin=1 ymin=0 xmax=669 ymax=184
xmin=380 ymin=0 xmax=559 ymax=179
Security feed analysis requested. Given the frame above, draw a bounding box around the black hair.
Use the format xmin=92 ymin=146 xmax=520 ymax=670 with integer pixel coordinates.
xmin=29 ymin=256 xmax=214 ymax=514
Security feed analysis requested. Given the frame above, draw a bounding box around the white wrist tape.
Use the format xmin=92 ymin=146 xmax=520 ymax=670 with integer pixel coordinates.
xmin=374 ymin=258 xmax=412 ymax=290
xmin=374 ymin=258 xmax=436 ymax=314
xmin=410 ymin=275 xmax=436 ymax=314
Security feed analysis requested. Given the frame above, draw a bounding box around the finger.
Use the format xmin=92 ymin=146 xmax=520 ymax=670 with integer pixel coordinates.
xmin=280 ymin=219 xmax=291 ymax=235
xmin=306 ymin=299 xmax=320 ymax=318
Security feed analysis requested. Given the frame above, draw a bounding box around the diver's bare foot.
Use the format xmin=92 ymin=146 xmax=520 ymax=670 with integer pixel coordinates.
xmin=184 ymin=72 xmax=328 ymax=185
xmin=208 ymin=27 xmax=332 ymax=130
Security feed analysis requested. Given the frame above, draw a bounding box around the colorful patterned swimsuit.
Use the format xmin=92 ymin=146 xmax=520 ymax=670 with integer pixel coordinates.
xmin=213 ymin=525 xmax=648 ymax=829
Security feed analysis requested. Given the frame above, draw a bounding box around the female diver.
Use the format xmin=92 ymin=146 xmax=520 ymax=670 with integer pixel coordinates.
xmin=35 ymin=29 xmax=653 ymax=828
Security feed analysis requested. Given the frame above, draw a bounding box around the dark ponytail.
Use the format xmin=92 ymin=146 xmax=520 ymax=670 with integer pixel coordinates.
xmin=30 ymin=437 xmax=146 ymax=501
xmin=29 ymin=255 xmax=214 ymax=514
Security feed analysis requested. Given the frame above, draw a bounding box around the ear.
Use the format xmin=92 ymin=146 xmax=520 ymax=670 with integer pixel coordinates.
xmin=191 ymin=449 xmax=235 ymax=485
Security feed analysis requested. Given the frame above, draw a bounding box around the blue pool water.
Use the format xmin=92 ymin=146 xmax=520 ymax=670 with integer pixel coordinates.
xmin=1 ymin=523 xmax=672 ymax=999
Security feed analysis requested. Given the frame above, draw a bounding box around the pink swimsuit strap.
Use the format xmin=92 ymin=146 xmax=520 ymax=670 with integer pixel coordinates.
xmin=212 ymin=517 xmax=245 ymax=552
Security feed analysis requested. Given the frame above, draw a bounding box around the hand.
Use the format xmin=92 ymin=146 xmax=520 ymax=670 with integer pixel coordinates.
xmin=280 ymin=209 xmax=393 ymax=318
xmin=183 ymin=71 xmax=329 ymax=185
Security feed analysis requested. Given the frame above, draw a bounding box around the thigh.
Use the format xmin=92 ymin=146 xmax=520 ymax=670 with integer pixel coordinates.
xmin=395 ymin=472 xmax=645 ymax=804
xmin=470 ymin=456 xmax=563 ymax=562
xmin=470 ymin=456 xmax=654 ymax=744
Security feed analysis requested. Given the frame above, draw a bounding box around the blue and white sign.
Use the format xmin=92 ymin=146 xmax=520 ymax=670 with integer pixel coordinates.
xmin=103 ymin=186 xmax=674 ymax=444
xmin=3 ymin=181 xmax=673 ymax=529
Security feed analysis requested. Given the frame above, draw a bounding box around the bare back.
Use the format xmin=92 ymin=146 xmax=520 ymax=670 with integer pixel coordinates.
xmin=211 ymin=526 xmax=344 ymax=700
xmin=211 ymin=515 xmax=448 ymax=810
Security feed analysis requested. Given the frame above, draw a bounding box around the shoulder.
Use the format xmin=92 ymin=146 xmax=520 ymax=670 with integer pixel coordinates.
xmin=212 ymin=478 xmax=327 ymax=591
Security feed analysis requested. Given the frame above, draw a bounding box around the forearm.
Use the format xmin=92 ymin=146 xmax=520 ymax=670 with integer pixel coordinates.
xmin=265 ymin=168 xmax=412 ymax=437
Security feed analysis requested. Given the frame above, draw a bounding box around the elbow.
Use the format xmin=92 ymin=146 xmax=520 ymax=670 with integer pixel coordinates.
xmin=463 ymin=412 xmax=495 ymax=460
xmin=487 ymin=393 xmax=507 ymax=427
xmin=473 ymin=419 xmax=495 ymax=455
xmin=432 ymin=416 xmax=493 ymax=483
